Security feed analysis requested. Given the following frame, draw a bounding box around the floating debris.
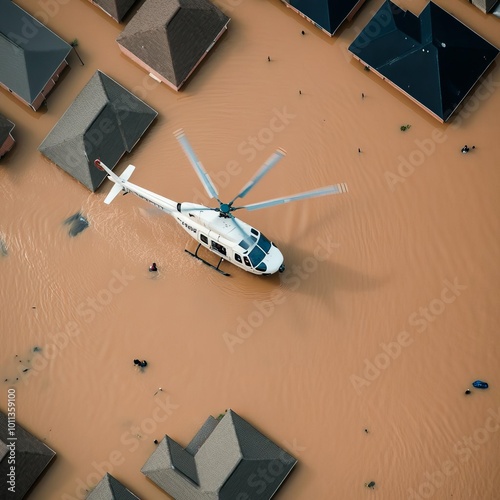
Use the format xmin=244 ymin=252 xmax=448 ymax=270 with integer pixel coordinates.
xmin=400 ymin=124 xmax=411 ymax=131
xmin=472 ymin=380 xmax=488 ymax=389
xmin=33 ymin=346 xmax=42 ymax=352
xmin=0 ymin=236 xmax=7 ymax=256
xmin=365 ymin=481 xmax=376 ymax=489
xmin=64 ymin=212 xmax=89 ymax=237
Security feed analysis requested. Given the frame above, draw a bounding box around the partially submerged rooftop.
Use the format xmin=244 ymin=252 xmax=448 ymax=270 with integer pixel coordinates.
xmin=348 ymin=0 xmax=499 ymax=122
xmin=0 ymin=0 xmax=72 ymax=109
xmin=87 ymin=473 xmax=140 ymax=499
xmin=281 ymin=0 xmax=366 ymax=36
xmin=0 ymin=411 xmax=56 ymax=498
xmin=0 ymin=114 xmax=15 ymax=158
xmin=38 ymin=70 xmax=157 ymax=191
xmin=86 ymin=0 xmax=137 ymax=22
xmin=116 ymin=0 xmax=230 ymax=90
xmin=141 ymin=409 xmax=297 ymax=499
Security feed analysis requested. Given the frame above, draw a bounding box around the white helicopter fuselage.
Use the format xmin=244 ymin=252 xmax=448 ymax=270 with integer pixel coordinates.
xmin=98 ymin=164 xmax=285 ymax=275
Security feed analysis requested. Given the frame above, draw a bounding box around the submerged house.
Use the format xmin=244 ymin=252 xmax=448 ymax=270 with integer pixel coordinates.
xmin=87 ymin=0 xmax=137 ymax=22
xmin=348 ymin=0 xmax=499 ymax=122
xmin=281 ymin=0 xmax=366 ymax=36
xmin=0 ymin=411 xmax=56 ymax=498
xmin=87 ymin=473 xmax=140 ymax=500
xmin=39 ymin=70 xmax=157 ymax=191
xmin=116 ymin=0 xmax=230 ymax=91
xmin=142 ymin=409 xmax=297 ymax=499
xmin=0 ymin=0 xmax=72 ymax=110
xmin=0 ymin=115 xmax=15 ymax=158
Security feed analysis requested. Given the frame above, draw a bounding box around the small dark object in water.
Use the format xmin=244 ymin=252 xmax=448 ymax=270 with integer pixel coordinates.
xmin=364 ymin=428 xmax=369 ymax=433
xmin=0 ymin=237 xmax=7 ymax=257
xmin=365 ymin=481 xmax=376 ymax=489
xmin=134 ymin=359 xmax=148 ymax=368
xmin=154 ymin=439 xmax=159 ymax=444
xmin=472 ymin=380 xmax=488 ymax=389
xmin=149 ymin=262 xmax=158 ymax=272
xmin=22 ymin=368 xmax=29 ymax=373
xmin=33 ymin=346 xmax=41 ymax=352
xmin=133 ymin=359 xmax=141 ymax=366
xmin=465 ymin=389 xmax=471 ymax=395
xmin=267 ymin=56 xmax=271 ymax=62
xmin=64 ymin=212 xmax=89 ymax=237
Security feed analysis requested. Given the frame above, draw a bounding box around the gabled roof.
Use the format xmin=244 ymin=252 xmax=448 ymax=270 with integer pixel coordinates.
xmin=283 ymin=0 xmax=363 ymax=35
xmin=0 ymin=0 xmax=72 ymax=105
xmin=348 ymin=0 xmax=499 ymax=122
xmin=0 ymin=114 xmax=15 ymax=144
xmin=142 ymin=409 xmax=297 ymax=499
xmin=38 ymin=70 xmax=157 ymax=191
xmin=87 ymin=473 xmax=140 ymax=500
xmin=116 ymin=0 xmax=230 ymax=88
xmin=89 ymin=0 xmax=137 ymax=22
xmin=0 ymin=411 xmax=56 ymax=499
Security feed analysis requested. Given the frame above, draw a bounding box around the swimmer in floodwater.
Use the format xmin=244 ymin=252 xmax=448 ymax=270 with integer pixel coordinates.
xmin=465 ymin=389 xmax=471 ymax=395
xmin=149 ymin=262 xmax=157 ymax=272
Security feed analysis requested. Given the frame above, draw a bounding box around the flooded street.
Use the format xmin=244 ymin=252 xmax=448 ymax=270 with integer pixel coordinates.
xmin=1 ymin=0 xmax=499 ymax=498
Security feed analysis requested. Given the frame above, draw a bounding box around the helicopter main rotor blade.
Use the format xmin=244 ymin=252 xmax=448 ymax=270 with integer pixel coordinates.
xmin=236 ymin=183 xmax=348 ymax=212
xmin=230 ymin=215 xmax=255 ymax=247
xmin=174 ymin=129 xmax=219 ymax=201
xmin=229 ymin=148 xmax=286 ymax=205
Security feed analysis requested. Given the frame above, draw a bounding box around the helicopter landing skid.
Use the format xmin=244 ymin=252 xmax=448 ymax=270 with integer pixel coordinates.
xmin=185 ymin=243 xmax=230 ymax=277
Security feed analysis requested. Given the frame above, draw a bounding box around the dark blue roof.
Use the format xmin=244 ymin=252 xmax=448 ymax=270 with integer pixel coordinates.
xmin=0 ymin=0 xmax=72 ymax=106
xmin=286 ymin=0 xmax=362 ymax=34
xmin=349 ymin=1 xmax=499 ymax=121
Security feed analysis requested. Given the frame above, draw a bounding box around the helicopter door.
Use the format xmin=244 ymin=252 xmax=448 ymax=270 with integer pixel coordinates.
xmin=200 ymin=234 xmax=208 ymax=245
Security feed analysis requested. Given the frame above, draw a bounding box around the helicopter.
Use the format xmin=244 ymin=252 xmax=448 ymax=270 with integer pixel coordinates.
xmin=94 ymin=128 xmax=348 ymax=276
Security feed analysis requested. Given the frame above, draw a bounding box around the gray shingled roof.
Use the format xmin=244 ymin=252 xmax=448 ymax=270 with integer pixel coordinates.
xmin=116 ymin=0 xmax=230 ymax=88
xmin=0 ymin=0 xmax=72 ymax=106
xmin=38 ymin=70 xmax=157 ymax=191
xmin=0 ymin=411 xmax=56 ymax=499
xmin=87 ymin=473 xmax=140 ymax=500
xmin=141 ymin=409 xmax=297 ymax=499
xmin=0 ymin=114 xmax=15 ymax=144
xmin=90 ymin=0 xmax=137 ymax=22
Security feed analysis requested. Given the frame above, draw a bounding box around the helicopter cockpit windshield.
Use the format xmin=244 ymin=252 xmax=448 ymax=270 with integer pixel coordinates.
xmin=240 ymin=231 xmax=272 ymax=270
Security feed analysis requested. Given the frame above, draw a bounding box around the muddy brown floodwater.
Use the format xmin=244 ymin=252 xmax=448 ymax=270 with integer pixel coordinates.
xmin=1 ymin=0 xmax=500 ymax=499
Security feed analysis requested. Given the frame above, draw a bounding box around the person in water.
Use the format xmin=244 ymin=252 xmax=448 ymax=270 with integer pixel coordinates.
xmin=134 ymin=359 xmax=148 ymax=367
xmin=149 ymin=262 xmax=157 ymax=272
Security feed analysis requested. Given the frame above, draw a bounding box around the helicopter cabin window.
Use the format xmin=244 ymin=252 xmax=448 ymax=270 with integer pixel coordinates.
xmin=211 ymin=241 xmax=226 ymax=256
xmin=251 ymin=228 xmax=258 ymax=236
xmin=244 ymin=256 xmax=251 ymax=267
xmin=200 ymin=234 xmax=208 ymax=244
xmin=235 ymin=254 xmax=242 ymax=263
